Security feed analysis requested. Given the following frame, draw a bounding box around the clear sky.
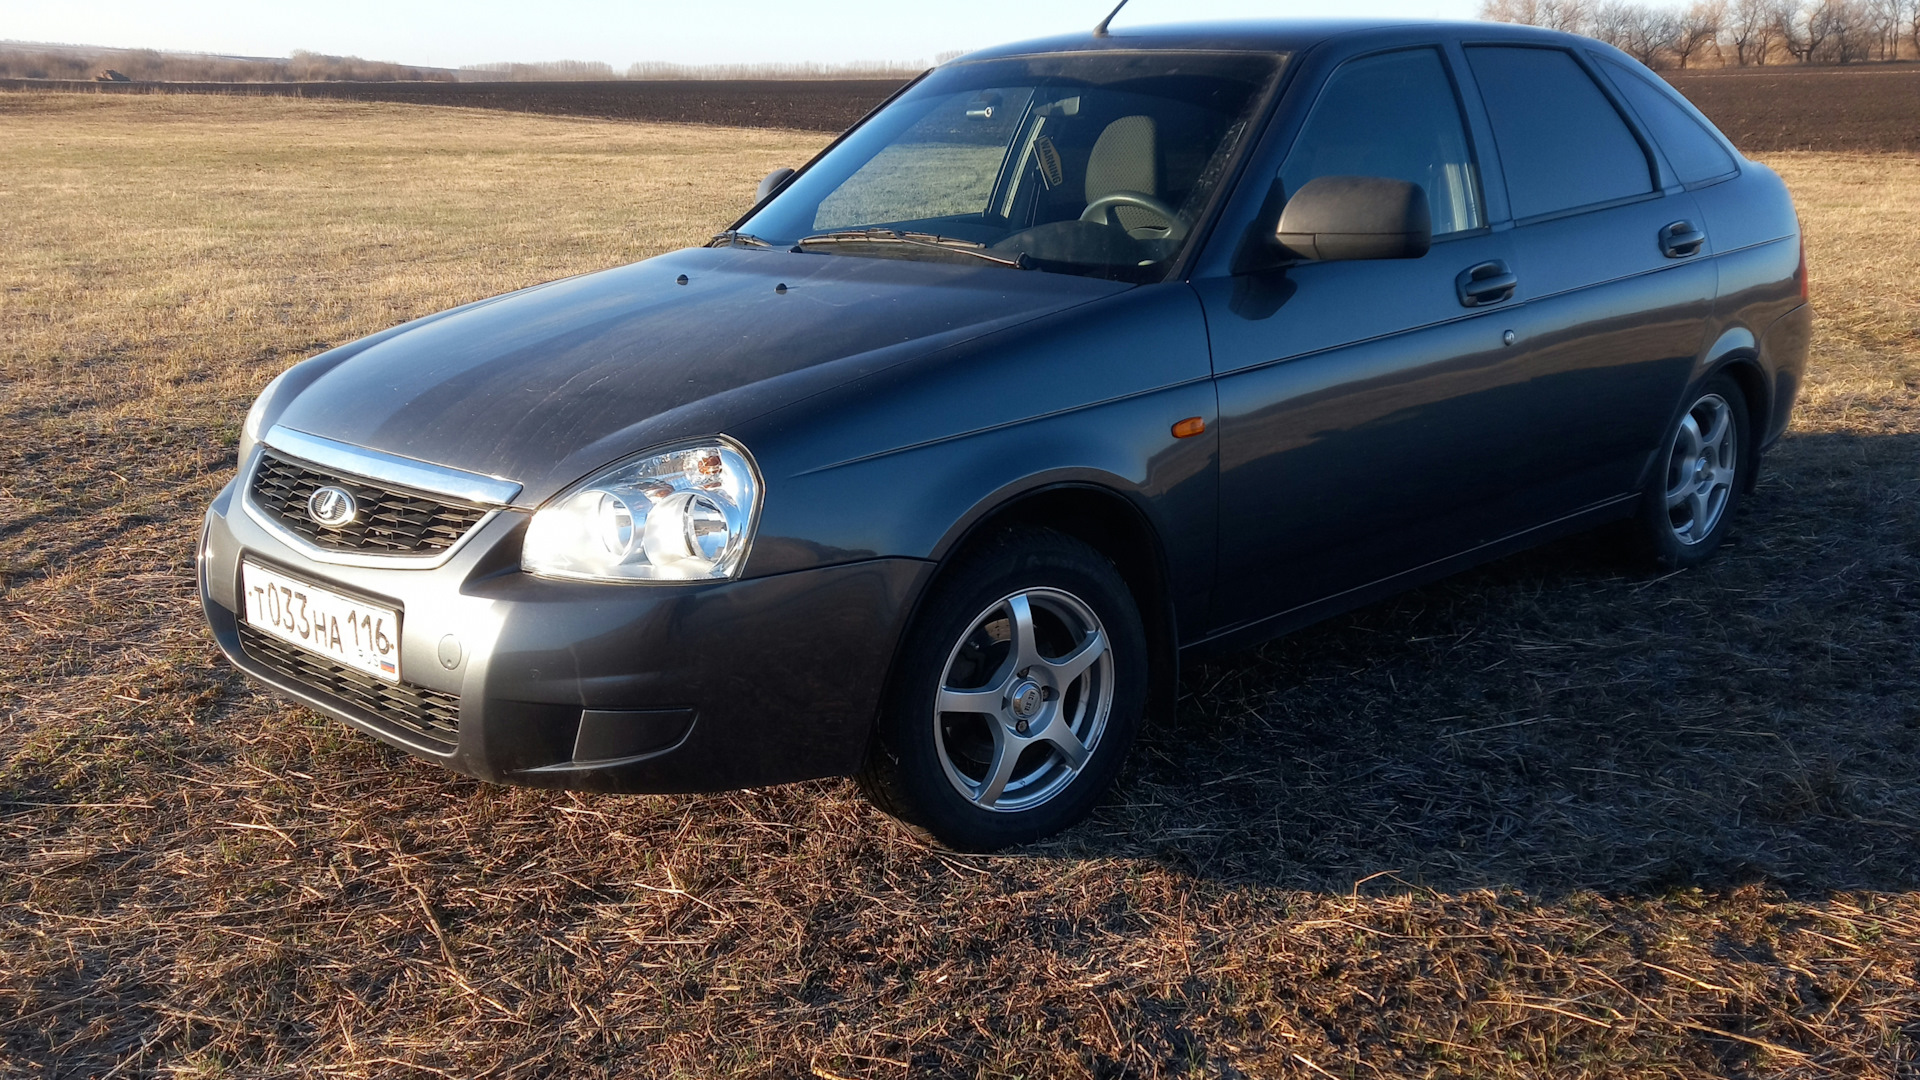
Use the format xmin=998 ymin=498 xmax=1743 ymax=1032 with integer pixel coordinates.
xmin=0 ymin=0 xmax=1481 ymax=69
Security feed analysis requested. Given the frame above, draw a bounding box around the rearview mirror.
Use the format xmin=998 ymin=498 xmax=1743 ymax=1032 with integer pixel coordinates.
xmin=1275 ymin=176 xmax=1431 ymax=262
xmin=755 ymin=167 xmax=796 ymax=207
xmin=965 ymin=92 xmax=1003 ymax=120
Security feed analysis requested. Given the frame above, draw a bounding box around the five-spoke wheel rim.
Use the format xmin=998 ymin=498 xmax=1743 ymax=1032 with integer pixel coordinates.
xmin=932 ymin=588 xmax=1113 ymax=814
xmin=1665 ymin=392 xmax=1738 ymax=546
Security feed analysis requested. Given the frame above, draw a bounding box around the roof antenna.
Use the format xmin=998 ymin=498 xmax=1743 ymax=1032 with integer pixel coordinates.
xmin=1094 ymin=0 xmax=1130 ymax=36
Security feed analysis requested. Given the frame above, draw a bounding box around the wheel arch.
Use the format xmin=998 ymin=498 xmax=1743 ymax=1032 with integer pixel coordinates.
xmin=1688 ymin=324 xmax=1770 ymax=488
xmin=902 ymin=481 xmax=1182 ymax=731
xmin=1705 ymin=350 xmax=1770 ymax=494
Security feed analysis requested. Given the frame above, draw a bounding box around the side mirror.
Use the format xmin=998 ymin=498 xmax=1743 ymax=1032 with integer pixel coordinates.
xmin=755 ymin=167 xmax=796 ymax=207
xmin=1275 ymin=175 xmax=1431 ymax=262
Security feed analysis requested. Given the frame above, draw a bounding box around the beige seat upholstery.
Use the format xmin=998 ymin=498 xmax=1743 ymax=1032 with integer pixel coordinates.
xmin=1084 ymin=115 xmax=1163 ymax=235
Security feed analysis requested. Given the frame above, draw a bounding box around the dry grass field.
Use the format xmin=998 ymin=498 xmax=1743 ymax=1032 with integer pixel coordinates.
xmin=2 ymin=93 xmax=1917 ymax=1078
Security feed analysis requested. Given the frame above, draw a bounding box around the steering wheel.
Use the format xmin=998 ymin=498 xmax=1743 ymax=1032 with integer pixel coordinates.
xmin=1079 ymin=190 xmax=1187 ymax=241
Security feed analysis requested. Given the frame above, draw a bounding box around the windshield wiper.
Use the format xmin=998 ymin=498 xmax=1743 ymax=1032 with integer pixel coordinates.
xmin=707 ymin=230 xmax=776 ymax=248
xmin=796 ymin=229 xmax=1031 ymax=270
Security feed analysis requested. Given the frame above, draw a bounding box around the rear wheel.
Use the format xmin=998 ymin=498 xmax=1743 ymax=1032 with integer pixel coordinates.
xmin=1626 ymin=374 xmax=1749 ymax=569
xmin=858 ymin=529 xmax=1146 ymax=851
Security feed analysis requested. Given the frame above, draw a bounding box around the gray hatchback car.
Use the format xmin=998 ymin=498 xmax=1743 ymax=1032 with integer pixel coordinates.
xmin=202 ymin=18 xmax=1809 ymax=850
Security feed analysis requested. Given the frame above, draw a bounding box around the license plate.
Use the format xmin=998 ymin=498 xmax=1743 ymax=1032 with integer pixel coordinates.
xmin=242 ymin=561 xmax=401 ymax=683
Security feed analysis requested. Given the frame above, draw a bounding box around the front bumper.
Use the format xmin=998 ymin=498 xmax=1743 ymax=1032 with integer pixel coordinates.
xmin=200 ymin=474 xmax=931 ymax=793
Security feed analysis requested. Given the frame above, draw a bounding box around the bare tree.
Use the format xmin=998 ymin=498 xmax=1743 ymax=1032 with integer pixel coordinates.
xmin=1810 ymin=0 xmax=1870 ymax=60
xmin=1541 ymin=0 xmax=1597 ymax=30
xmin=1475 ymin=0 xmax=1920 ymax=63
xmin=1725 ymin=0 xmax=1773 ymax=60
xmin=1480 ymin=0 xmax=1594 ymax=31
xmin=1754 ymin=0 xmax=1788 ymax=57
xmin=1626 ymin=2 xmax=1689 ymax=64
xmin=1590 ymin=1 xmax=1659 ymax=61
xmin=1672 ymin=0 xmax=1727 ymax=63
xmin=1867 ymin=0 xmax=1904 ymax=57
xmin=1586 ymin=2 xmax=1630 ymax=47
xmin=1480 ymin=0 xmax=1545 ymax=23
xmin=1777 ymin=0 xmax=1822 ymax=59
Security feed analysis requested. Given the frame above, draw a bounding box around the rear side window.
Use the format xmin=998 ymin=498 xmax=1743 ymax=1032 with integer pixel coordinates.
xmin=1596 ymin=56 xmax=1737 ymax=185
xmin=1465 ymin=46 xmax=1653 ymax=220
xmin=1280 ymin=48 xmax=1484 ymax=236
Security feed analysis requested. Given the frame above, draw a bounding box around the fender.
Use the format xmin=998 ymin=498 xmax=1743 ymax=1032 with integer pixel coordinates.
xmin=929 ymin=470 xmax=1167 ymax=565
xmin=1630 ymin=328 xmax=1768 ymax=494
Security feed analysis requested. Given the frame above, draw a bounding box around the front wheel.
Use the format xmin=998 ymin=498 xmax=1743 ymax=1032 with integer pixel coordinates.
xmin=1626 ymin=374 xmax=1750 ymax=569
xmin=858 ymin=529 xmax=1147 ymax=851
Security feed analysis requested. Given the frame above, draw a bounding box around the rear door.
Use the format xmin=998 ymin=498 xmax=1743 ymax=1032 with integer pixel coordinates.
xmin=1462 ymin=44 xmax=1716 ymax=513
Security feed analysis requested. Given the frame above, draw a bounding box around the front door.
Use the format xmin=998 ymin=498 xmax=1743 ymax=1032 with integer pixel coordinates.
xmin=1195 ymin=46 xmax=1527 ymax=634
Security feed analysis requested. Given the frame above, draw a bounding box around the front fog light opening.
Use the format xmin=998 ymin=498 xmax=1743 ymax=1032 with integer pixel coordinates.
xmin=522 ymin=439 xmax=760 ymax=583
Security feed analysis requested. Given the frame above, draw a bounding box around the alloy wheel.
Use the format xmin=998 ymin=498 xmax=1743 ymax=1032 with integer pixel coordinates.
xmin=931 ymin=587 xmax=1114 ymax=813
xmin=1665 ymin=392 xmax=1738 ymax=546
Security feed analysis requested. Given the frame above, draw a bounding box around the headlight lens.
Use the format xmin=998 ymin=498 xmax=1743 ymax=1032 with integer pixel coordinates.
xmin=522 ymin=439 xmax=760 ymax=582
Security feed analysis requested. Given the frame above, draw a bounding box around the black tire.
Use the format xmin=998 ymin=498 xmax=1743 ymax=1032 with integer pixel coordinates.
xmin=1625 ymin=373 xmax=1751 ymax=570
xmin=857 ymin=528 xmax=1147 ymax=852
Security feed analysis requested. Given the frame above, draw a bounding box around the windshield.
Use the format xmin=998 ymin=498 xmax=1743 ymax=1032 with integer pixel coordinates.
xmin=733 ymin=51 xmax=1286 ymax=283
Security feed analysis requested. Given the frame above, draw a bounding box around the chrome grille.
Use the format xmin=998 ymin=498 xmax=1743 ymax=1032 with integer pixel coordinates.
xmin=250 ymin=450 xmax=489 ymax=556
xmin=239 ymin=623 xmax=461 ymax=747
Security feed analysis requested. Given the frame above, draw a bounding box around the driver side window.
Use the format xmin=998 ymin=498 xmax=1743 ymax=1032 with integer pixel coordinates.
xmin=1280 ymin=48 xmax=1484 ymax=237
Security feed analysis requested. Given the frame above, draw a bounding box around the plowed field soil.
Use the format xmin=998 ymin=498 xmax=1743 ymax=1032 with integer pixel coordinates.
xmin=1669 ymin=63 xmax=1920 ymax=153
xmin=7 ymin=61 xmax=1920 ymax=150
xmin=0 ymin=77 xmax=905 ymax=132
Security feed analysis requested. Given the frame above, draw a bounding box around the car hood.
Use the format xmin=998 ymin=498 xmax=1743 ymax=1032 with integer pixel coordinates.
xmin=273 ymin=245 xmax=1127 ymax=504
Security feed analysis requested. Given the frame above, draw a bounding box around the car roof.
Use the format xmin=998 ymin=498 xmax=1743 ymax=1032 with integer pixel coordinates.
xmin=954 ymin=18 xmax=1584 ymax=63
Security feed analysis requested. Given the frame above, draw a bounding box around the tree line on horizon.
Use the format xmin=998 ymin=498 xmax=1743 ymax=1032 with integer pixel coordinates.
xmin=1483 ymin=0 xmax=1920 ymax=66
xmin=457 ymin=55 xmax=965 ymax=81
xmin=0 ymin=46 xmax=455 ymax=83
xmin=26 ymin=8 xmax=1916 ymax=89
xmin=0 ymin=43 xmax=967 ymax=85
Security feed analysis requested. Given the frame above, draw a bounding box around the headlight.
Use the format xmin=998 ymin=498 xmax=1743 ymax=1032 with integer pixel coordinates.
xmin=522 ymin=439 xmax=761 ymax=583
xmin=238 ymin=366 xmax=292 ymax=466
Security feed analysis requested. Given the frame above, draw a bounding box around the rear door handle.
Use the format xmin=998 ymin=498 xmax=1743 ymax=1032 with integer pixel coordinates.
xmin=1456 ymin=260 xmax=1517 ymax=307
xmin=1660 ymin=220 xmax=1706 ymax=258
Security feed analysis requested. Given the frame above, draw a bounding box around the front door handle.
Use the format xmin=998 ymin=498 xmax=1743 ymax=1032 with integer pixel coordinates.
xmin=1456 ymin=260 xmax=1517 ymax=307
xmin=1660 ymin=220 xmax=1706 ymax=258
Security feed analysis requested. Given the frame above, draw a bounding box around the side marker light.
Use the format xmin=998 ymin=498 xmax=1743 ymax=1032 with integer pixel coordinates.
xmin=1172 ymin=417 xmax=1206 ymax=439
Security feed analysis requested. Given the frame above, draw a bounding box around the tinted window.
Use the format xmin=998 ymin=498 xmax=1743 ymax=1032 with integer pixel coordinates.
xmin=1280 ymin=48 xmax=1483 ymax=236
xmin=1465 ymin=46 xmax=1653 ymax=220
xmin=1597 ymin=56 xmax=1737 ymax=184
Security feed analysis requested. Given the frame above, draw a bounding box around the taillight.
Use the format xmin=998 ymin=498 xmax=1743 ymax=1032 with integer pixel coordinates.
xmin=1795 ymin=233 xmax=1808 ymax=301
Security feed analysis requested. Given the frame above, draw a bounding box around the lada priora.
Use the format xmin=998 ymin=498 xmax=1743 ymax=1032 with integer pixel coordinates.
xmin=202 ymin=18 xmax=1809 ymax=850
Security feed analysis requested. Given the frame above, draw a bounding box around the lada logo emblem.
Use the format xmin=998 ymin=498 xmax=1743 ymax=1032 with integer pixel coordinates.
xmin=306 ymin=486 xmax=358 ymax=528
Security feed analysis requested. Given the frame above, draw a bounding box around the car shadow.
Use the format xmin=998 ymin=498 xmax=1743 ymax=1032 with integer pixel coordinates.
xmin=1062 ymin=430 xmax=1920 ymax=898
